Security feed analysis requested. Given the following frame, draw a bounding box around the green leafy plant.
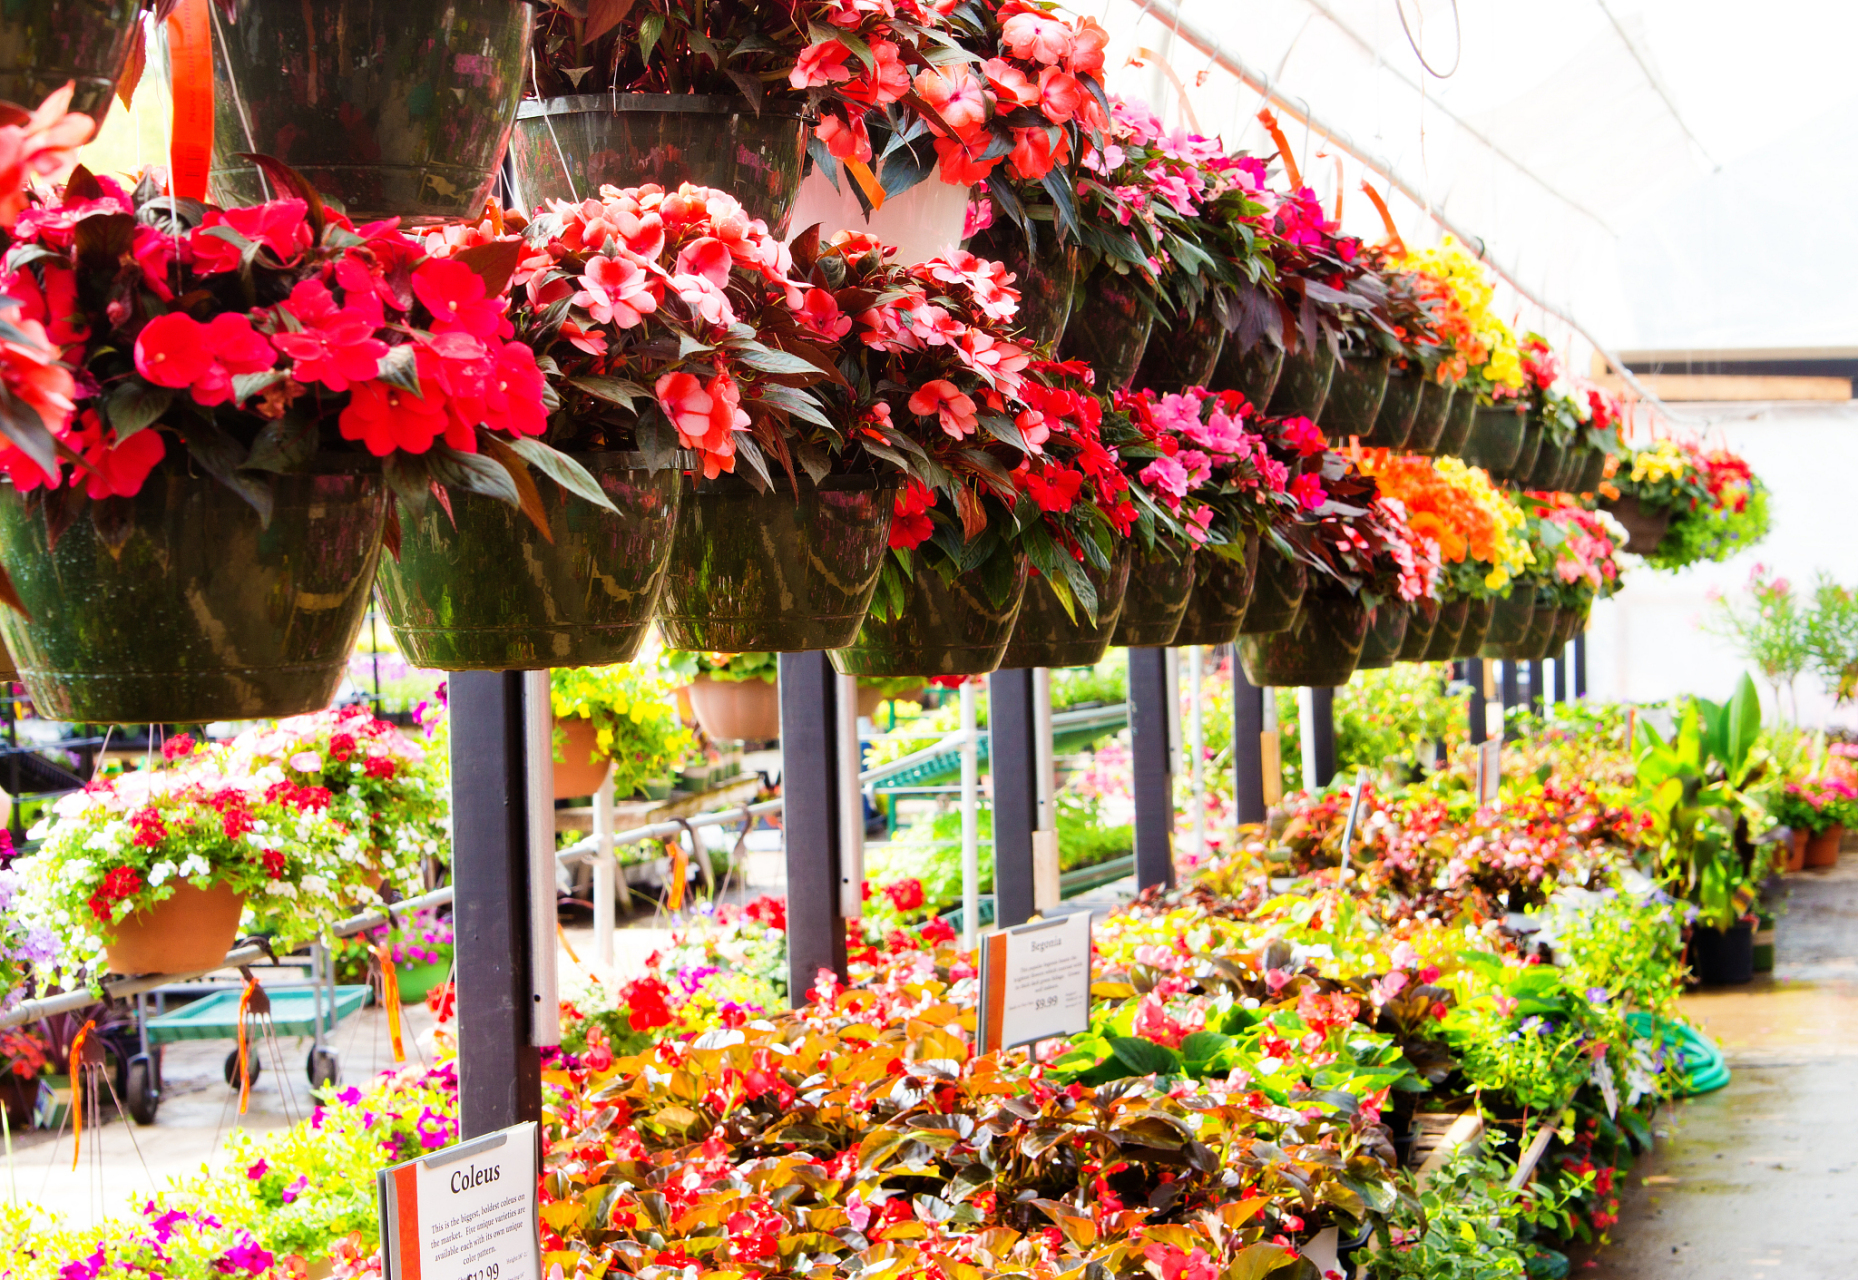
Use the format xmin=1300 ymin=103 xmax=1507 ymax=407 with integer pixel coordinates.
xmin=550 ymin=665 xmax=696 ymax=799
xmin=1804 ymin=573 xmax=1858 ymax=705
xmin=662 ymin=651 xmax=779 ymax=684
xmin=1705 ymin=566 xmax=1810 ymax=720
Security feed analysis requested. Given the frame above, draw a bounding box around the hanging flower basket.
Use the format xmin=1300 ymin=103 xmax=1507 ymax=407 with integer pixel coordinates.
xmin=511 ymin=94 xmax=811 ymax=231
xmin=1238 ymin=547 xmax=1307 ymax=635
xmin=1397 ymin=597 xmax=1442 ymax=662
xmin=1433 ymin=385 xmax=1477 ymax=456
xmin=1402 ymin=379 xmax=1455 ymax=455
xmin=1355 ymin=602 xmax=1411 ymax=670
xmin=105 ymin=882 xmax=246 ymax=977
xmin=1239 ymin=588 xmax=1370 ymax=688
xmin=1459 ymin=403 xmax=1527 ymax=474
xmin=1265 ymin=341 xmax=1337 ymax=419
xmin=1602 ymin=496 xmax=1671 ymax=554
xmin=1172 ymin=540 xmax=1261 ymax=647
xmin=1572 ymin=446 xmax=1608 ymax=495
xmin=1549 ymin=601 xmax=1589 ymax=653
xmin=1000 ymin=546 xmax=1133 ymax=670
xmin=553 ymin=716 xmax=611 ymax=800
xmin=0 ymin=1 xmax=140 ymax=124
xmin=1316 ymin=352 xmax=1390 ymax=439
xmin=687 ymin=675 xmax=782 ymax=743
xmin=377 ymin=453 xmax=681 ymax=672
xmin=1211 ymin=339 xmax=1284 ymax=408
xmin=1451 ymin=596 xmax=1497 ymax=658
xmin=1110 ymin=544 xmax=1197 ymax=649
xmin=1363 ymin=371 xmax=1422 ymax=450
xmin=964 ymin=224 xmax=1079 ymax=347
xmin=1505 ymin=420 xmax=1544 ymax=483
xmin=831 ymin=554 xmax=1029 ymax=679
xmin=0 ymin=467 xmax=386 ymax=724
xmin=1420 ymin=596 xmax=1471 ymax=661
xmin=656 ymin=470 xmax=894 ymax=652
xmin=1059 ymin=268 xmax=1155 ymax=393
xmin=1524 ymin=438 xmax=1568 ymax=490
xmin=1132 ymin=309 xmax=1226 ymax=394
xmin=207 ymin=0 xmax=532 ymax=223
xmin=1479 ymin=589 xmax=1537 ymax=653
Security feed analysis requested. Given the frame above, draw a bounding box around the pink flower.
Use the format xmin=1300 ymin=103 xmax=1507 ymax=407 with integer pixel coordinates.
xmin=655 ymin=370 xmax=748 ymax=479
xmin=674 ymin=237 xmax=733 ymax=290
xmin=0 ymin=83 xmax=96 ymax=229
xmin=962 ymin=198 xmax=995 ymax=239
xmin=189 ymin=199 xmax=312 ymax=275
xmin=1280 ymin=415 xmax=1327 ymax=456
xmin=907 ymin=380 xmax=978 ymax=439
xmin=790 ymin=41 xmax=854 ymax=89
xmin=338 ymin=379 xmax=450 ymax=456
xmin=573 ymin=254 xmax=660 ymax=329
xmin=1001 ymin=11 xmax=1075 ymax=65
xmin=816 ymin=112 xmax=872 ymax=163
xmin=913 ymin=68 xmax=989 ymax=138
xmin=1037 ymin=67 xmax=1084 ymax=124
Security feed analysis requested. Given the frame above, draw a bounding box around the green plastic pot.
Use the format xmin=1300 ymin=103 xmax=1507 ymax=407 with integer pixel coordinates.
xmin=209 ymin=0 xmax=532 ymax=224
xmin=657 ymin=469 xmax=893 ymax=652
xmin=1421 ymin=596 xmax=1471 ymax=661
xmin=1110 ymin=543 xmax=1196 ymax=648
xmin=1452 ymin=596 xmax=1497 ymax=658
xmin=377 ymin=452 xmax=680 ymax=671
xmin=1397 ymin=596 xmax=1442 ymax=661
xmin=511 ymin=94 xmax=809 ymax=233
xmin=830 ymin=553 xmax=1029 ymax=678
xmin=1405 ymin=379 xmax=1457 ymax=455
xmin=964 ymin=223 xmax=1078 ymax=348
xmin=1266 ymin=341 xmax=1337 ymax=419
xmin=1239 ymin=588 xmax=1370 ymax=687
xmin=1364 ymin=371 xmax=1423 ymax=449
xmin=0 ymin=465 xmax=386 ymax=723
xmin=1317 ymin=353 xmax=1390 ymax=439
xmin=1355 ymin=602 xmax=1411 ymax=670
xmin=1506 ymin=421 xmax=1544 ymax=483
xmin=1060 ymin=268 xmax=1155 ymax=392
xmin=1460 ymin=404 xmax=1527 ymax=474
xmin=1434 ymin=387 xmax=1478 ymax=456
xmin=1479 ymin=589 xmax=1537 ymax=652
xmin=1213 ymin=339 xmax=1285 ymax=408
xmin=1171 ymin=537 xmax=1262 ymax=647
xmin=0 ymin=0 xmax=140 ymax=125
xmin=1000 ymin=545 xmax=1133 ymax=669
xmin=1237 ymin=547 xmax=1308 ymax=635
xmin=393 ymin=953 xmax=453 ymax=1005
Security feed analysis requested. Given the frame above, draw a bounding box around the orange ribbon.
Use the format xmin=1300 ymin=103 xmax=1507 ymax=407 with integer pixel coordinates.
xmin=167 ymin=0 xmax=214 ymax=200
xmin=374 ymin=943 xmax=405 ymax=1064
xmin=663 ymin=837 xmax=688 ymax=912
xmin=1360 ymin=181 xmax=1406 ymax=256
xmin=844 ymin=158 xmax=886 ymax=212
xmin=1257 ymin=109 xmax=1301 ymax=190
xmin=236 ymin=978 xmax=259 ymax=1114
xmin=67 ymin=1019 xmax=95 ymax=1171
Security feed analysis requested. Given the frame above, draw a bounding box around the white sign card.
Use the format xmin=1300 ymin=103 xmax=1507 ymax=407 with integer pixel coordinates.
xmin=1477 ymin=739 xmax=1502 ymax=805
xmin=378 ymin=1121 xmax=542 ymax=1280
xmin=978 ymin=911 xmax=1092 ymax=1053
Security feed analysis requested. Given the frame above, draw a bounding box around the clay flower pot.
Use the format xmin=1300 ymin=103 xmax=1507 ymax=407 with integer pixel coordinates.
xmin=1805 ymin=823 xmax=1844 ymax=869
xmin=963 ymin=223 xmax=1079 ymax=346
xmin=0 ymin=0 xmax=141 ymax=125
xmin=1421 ymin=597 xmax=1471 ymax=662
xmin=1451 ymin=597 xmax=1497 ymax=659
xmin=1604 ymin=496 xmax=1672 ymax=555
xmin=1479 ymin=590 xmax=1537 ymax=655
xmin=1786 ymin=828 xmax=1809 ymax=873
xmin=106 ymin=883 xmax=246 ymax=976
xmin=553 ymin=717 xmax=611 ymax=799
xmin=687 ymin=676 xmax=783 ymax=743
xmin=1433 ymin=387 xmax=1478 ymax=456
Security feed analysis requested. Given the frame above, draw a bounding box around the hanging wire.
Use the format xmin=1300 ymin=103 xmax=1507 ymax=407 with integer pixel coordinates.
xmin=1394 ymin=0 xmax=1462 ymax=79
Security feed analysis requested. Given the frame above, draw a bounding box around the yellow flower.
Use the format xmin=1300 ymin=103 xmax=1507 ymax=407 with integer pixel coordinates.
xmin=1398 ymin=237 xmax=1525 ymax=390
xmin=1629 ymin=439 xmax=1689 ymax=485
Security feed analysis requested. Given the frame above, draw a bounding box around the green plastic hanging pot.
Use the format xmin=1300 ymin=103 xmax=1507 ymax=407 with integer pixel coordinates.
xmin=830 ymin=552 xmax=1029 ymax=678
xmin=1460 ymin=403 xmax=1527 ymax=474
xmin=656 ymin=469 xmax=894 ymax=652
xmin=1265 ymin=341 xmax=1337 ymax=419
xmin=1363 ymin=371 xmax=1422 ymax=450
xmin=1506 ymin=421 xmax=1544 ymax=483
xmin=1171 ymin=536 xmax=1262 ymax=647
xmin=1355 ymin=601 xmax=1411 ymax=670
xmin=1434 ymin=386 xmax=1478 ymax=456
xmin=1111 ymin=543 xmax=1196 ymax=648
xmin=1239 ymin=587 xmax=1370 ymax=687
xmin=376 ymin=451 xmax=680 ymax=671
xmin=1134 ymin=308 xmax=1227 ymax=392
xmin=1317 ymin=352 xmax=1390 ymax=439
xmin=1479 ymin=589 xmax=1537 ymax=653
xmin=1060 ymin=267 xmax=1155 ymax=392
xmin=1000 ymin=545 xmax=1133 ymax=669
xmin=1452 ymin=595 xmax=1496 ymax=658
xmin=1550 ymin=600 xmax=1588 ymax=652
xmin=1524 ymin=438 xmax=1568 ymax=490
xmin=1212 ymin=339 xmax=1285 ymax=408
xmin=1397 ymin=596 xmax=1442 ymax=661
xmin=0 ymin=465 xmax=386 ymax=723
xmin=1238 ymin=546 xmax=1308 ymax=635
xmin=964 ymin=223 xmax=1079 ymax=348
xmin=1573 ymin=446 xmax=1608 ymax=495
xmin=0 ymin=0 xmax=140 ymax=125
xmin=1405 ymin=378 xmax=1456 ymax=455
xmin=1421 ymin=596 xmax=1471 ymax=661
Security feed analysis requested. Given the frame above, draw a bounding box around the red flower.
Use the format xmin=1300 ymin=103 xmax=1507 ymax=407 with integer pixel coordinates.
xmin=815 ymin=112 xmax=872 ymax=163
xmin=1022 ymin=462 xmax=1083 ymax=513
xmin=261 ymin=849 xmax=288 ymax=880
xmin=789 ymin=40 xmax=854 ymax=89
xmin=655 ymin=370 xmax=748 ymax=479
xmin=881 ymin=878 xmax=925 ymax=912
xmin=1289 ymin=472 xmax=1327 ymax=511
xmin=101 ymin=865 xmax=143 ymax=900
xmin=1280 ymin=415 xmax=1327 ymax=456
xmin=129 ymin=807 xmax=167 ymax=848
xmin=133 ymin=312 xmax=276 ymax=407
xmin=907 ymin=379 xmax=978 ymax=439
xmin=411 ymin=259 xmax=506 ymax=342
xmin=66 ymin=411 xmax=165 ymax=500
xmin=363 ymin=755 xmax=397 ymax=780
xmin=271 ymin=280 xmax=389 ymax=392
xmin=189 ymin=199 xmax=313 ymax=275
xmin=328 ymin=733 xmax=357 ymax=761
xmin=620 ymin=976 xmax=674 ymax=1031
xmin=161 ymin=734 xmax=197 ymax=762
xmin=338 ymin=378 xmax=449 ymax=456
xmin=572 ymin=254 xmax=659 ymax=329
xmin=888 ymin=479 xmax=936 ymax=550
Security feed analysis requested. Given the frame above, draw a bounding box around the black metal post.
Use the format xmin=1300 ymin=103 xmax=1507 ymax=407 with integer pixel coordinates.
xmin=1129 ymin=648 xmax=1175 ymax=891
xmin=449 ymin=671 xmax=541 ymax=1139
xmin=779 ymin=653 xmax=848 ymax=1000
xmin=1574 ymin=632 xmax=1588 ymax=698
xmin=1467 ymin=659 xmax=1488 ymax=746
xmin=1553 ymin=645 xmax=1569 ymax=703
xmin=1307 ymin=686 xmax=1337 ymax=788
xmin=1232 ymin=659 xmax=1267 ymax=824
xmin=1525 ymin=659 xmax=1543 ymax=718
xmin=1500 ymin=660 xmax=1520 ymax=741
xmin=989 ymin=668 xmax=1038 ymax=927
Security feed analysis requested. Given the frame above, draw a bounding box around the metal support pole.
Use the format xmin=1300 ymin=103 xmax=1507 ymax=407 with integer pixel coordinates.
xmin=1574 ymin=632 xmax=1589 ymax=698
xmin=591 ymin=765 xmax=616 ymax=968
xmin=1526 ymin=660 xmax=1543 ymax=718
xmin=989 ymin=668 xmax=1038 ymax=928
xmin=1553 ymin=648 xmax=1569 ymax=705
xmin=449 ymin=671 xmax=542 ymax=1139
xmin=1307 ymin=686 xmax=1337 ymax=789
xmin=1188 ymin=647 xmax=1205 ymax=859
xmin=521 ymin=671 xmax=560 ymax=1049
xmin=1032 ymin=668 xmax=1054 ymax=832
xmin=1232 ymin=657 xmax=1267 ymax=824
xmin=959 ymin=681 xmax=980 ymax=951
xmin=1129 ymin=648 xmax=1175 ymax=891
xmin=1467 ymin=660 xmax=1488 ymax=746
xmin=778 ymin=653 xmax=848 ymax=1001
xmin=835 ymin=671 xmax=865 ymax=921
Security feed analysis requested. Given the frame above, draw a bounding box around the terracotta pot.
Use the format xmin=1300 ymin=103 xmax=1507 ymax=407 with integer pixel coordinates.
xmin=553 ymin=717 xmax=610 ymax=799
xmin=1397 ymin=597 xmax=1442 ymax=661
xmin=1405 ymin=378 xmax=1457 ymax=455
xmin=1212 ymin=339 xmax=1284 ymax=408
xmin=1171 ymin=539 xmax=1261 ymax=648
xmin=106 ymin=883 xmax=246 ymax=976
xmin=1451 ymin=596 xmax=1497 ymax=659
xmin=1356 ymin=601 xmax=1411 ymax=670
xmin=1364 ymin=371 xmax=1423 ymax=450
xmin=1000 ymin=545 xmax=1134 ymax=670
xmin=1604 ymin=496 xmax=1672 ymax=555
xmin=1111 ymin=543 xmax=1197 ymax=648
xmin=1266 ymin=341 xmax=1337 ymax=419
xmin=1237 ymin=547 xmax=1307 ymax=635
xmin=964 ymin=222 xmax=1078 ymax=346
xmin=1060 ymin=268 xmax=1155 ymax=392
xmin=1239 ymin=589 xmax=1370 ymax=687
xmin=856 ymin=682 xmax=922 ymax=719
xmin=1786 ymin=828 xmax=1808 ymax=873
xmin=832 ymin=551 xmax=1029 ymax=678
xmin=1134 ymin=309 xmax=1226 ymax=392
xmin=1421 ymin=597 xmax=1471 ymax=662
xmin=1317 ymin=353 xmax=1391 ymax=439
xmin=1433 ymin=386 xmax=1478 ymax=456
xmin=1460 ymin=403 xmax=1527 ymax=474
xmin=1805 ymin=823 xmax=1843 ymax=868
xmin=687 ymin=676 xmax=782 ymax=743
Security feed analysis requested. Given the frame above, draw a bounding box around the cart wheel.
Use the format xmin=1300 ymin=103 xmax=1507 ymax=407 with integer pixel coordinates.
xmin=223 ymin=1046 xmax=261 ymax=1089
xmin=307 ymin=1046 xmax=340 ymax=1090
xmin=125 ymin=1054 xmax=159 ymax=1125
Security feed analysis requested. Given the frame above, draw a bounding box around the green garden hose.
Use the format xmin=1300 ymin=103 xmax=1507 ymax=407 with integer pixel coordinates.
xmin=1625 ymin=1011 xmax=1730 ymax=1095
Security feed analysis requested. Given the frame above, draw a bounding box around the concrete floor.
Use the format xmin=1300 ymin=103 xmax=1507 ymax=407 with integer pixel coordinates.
xmin=1577 ymin=859 xmax=1858 ymax=1278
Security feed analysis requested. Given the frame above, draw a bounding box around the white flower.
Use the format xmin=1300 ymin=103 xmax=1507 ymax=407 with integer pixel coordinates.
xmin=265 ymin=882 xmax=298 ymax=899
xmin=179 ymin=854 xmax=211 ymax=879
xmin=300 ymin=875 xmax=328 ymax=895
xmin=149 ymin=861 xmax=177 ymax=887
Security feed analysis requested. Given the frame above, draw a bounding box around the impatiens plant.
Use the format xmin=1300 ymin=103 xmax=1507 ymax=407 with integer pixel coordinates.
xmin=1609 ymin=435 xmax=1769 ymax=570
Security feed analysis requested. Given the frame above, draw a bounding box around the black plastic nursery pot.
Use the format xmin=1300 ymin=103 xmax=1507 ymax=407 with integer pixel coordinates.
xmin=0 ymin=465 xmax=386 ymax=723
xmin=1603 ymin=496 xmax=1671 ymax=555
xmin=1363 ymin=371 xmax=1423 ymax=450
xmin=509 ymin=93 xmax=811 ymax=232
xmin=999 ymin=545 xmax=1134 ymax=669
xmin=1396 ymin=596 xmax=1442 ymax=662
xmin=1433 ymin=386 xmax=1478 ymax=456
xmin=1691 ymin=921 xmax=1755 ymax=986
xmin=1239 ymin=588 xmax=1370 ymax=687
xmin=1133 ymin=308 xmax=1226 ymax=393
xmin=0 ymin=0 xmax=140 ymax=123
xmin=1420 ymin=596 xmax=1471 ymax=661
xmin=965 ymin=223 xmax=1078 ymax=348
xmin=1317 ymin=353 xmax=1390 ymax=440
xmin=1110 ymin=543 xmax=1196 ymax=648
xmin=1494 ymin=594 xmax=1560 ymax=662
xmin=1059 ymin=268 xmax=1156 ymax=393
xmin=656 ymin=469 xmax=893 ymax=652
xmin=830 ymin=554 xmax=1029 ymax=678
xmin=208 ymin=0 xmax=532 ymax=223
xmin=1404 ymin=378 xmax=1457 ymax=455
xmin=1355 ymin=601 xmax=1411 ymax=670
xmin=1265 ymin=341 xmax=1337 ymax=419
xmin=1479 ymin=589 xmax=1537 ymax=653
xmin=1237 ymin=546 xmax=1308 ymax=635
xmin=376 ymin=452 xmax=680 ymax=671
xmin=1170 ymin=537 xmax=1262 ymax=647
xmin=1451 ymin=595 xmax=1497 ymax=659
xmin=1459 ymin=403 xmax=1527 ymax=475
xmin=1211 ymin=339 xmax=1285 ymax=409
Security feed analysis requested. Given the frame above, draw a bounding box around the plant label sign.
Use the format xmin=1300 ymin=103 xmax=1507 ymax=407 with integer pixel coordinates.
xmin=378 ymin=1121 xmax=541 ymax=1280
xmin=978 ymin=911 xmax=1092 ymax=1053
